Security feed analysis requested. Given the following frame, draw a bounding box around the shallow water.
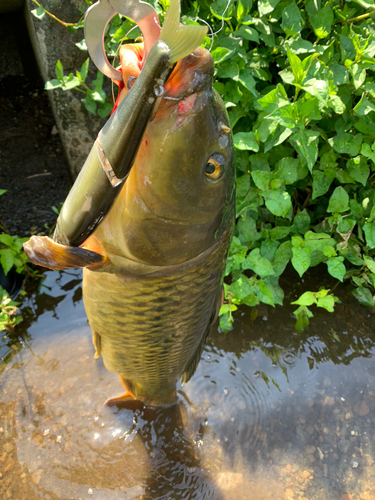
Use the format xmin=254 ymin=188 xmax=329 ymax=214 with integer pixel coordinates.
xmin=1 ymin=269 xmax=375 ymax=500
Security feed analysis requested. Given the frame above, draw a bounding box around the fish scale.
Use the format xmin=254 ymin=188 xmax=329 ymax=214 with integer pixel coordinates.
xmin=83 ymin=226 xmax=231 ymax=405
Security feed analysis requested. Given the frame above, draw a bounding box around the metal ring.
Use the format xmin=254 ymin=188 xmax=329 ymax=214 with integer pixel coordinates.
xmin=127 ymin=75 xmax=137 ymax=89
xmin=84 ymin=0 xmax=160 ymax=82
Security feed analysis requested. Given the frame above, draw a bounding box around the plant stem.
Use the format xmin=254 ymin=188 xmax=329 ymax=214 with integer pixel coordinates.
xmin=30 ymin=0 xmax=79 ymax=27
xmin=337 ymin=11 xmax=374 ymax=24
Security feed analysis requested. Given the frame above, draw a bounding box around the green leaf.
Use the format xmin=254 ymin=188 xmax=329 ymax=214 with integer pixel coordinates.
xmin=364 ymin=256 xmax=375 ymax=274
xmin=317 ymin=294 xmax=335 ymax=312
xmin=256 ymin=280 xmax=275 ymax=306
xmin=281 ymin=1 xmax=303 ymax=36
xmin=352 ymin=287 xmax=375 ymax=308
xmin=350 ymin=63 xmax=366 ymax=90
xmin=362 ymin=143 xmax=375 ymax=164
xmin=45 ymin=79 xmax=63 ymax=90
xmin=79 ymin=58 xmax=89 ymax=82
xmin=265 ymin=127 xmax=293 ymax=152
xmin=55 ymin=60 xmax=64 ymax=81
xmin=238 ymin=213 xmax=261 ymax=243
xmin=266 ymin=104 xmax=298 ymax=129
xmin=261 ymin=189 xmax=292 ymax=217
xmin=234 ymin=25 xmax=259 ymax=43
xmin=327 ymin=256 xmax=346 ymax=282
xmin=0 ymin=249 xmax=15 ymax=275
xmin=294 ymin=305 xmax=313 ymax=332
xmin=273 ymin=241 xmax=292 ymax=275
xmin=340 ymin=35 xmax=356 ymax=62
xmin=258 ymin=84 xmax=289 ymax=113
xmin=274 ymin=157 xmax=300 ymax=184
xmin=270 ymin=226 xmax=291 ymax=240
xmin=242 ymin=248 xmax=275 ymax=278
xmin=292 ymin=209 xmax=310 ymax=234
xmin=354 ymin=117 xmax=375 ymax=138
xmin=312 ymin=169 xmax=335 ymax=199
xmin=328 ymin=133 xmax=363 ymax=156
xmin=263 ymin=276 xmax=284 ymax=306
xmin=327 ymin=187 xmax=350 ymax=213
xmin=233 ymin=132 xmax=259 ymax=151
xmin=291 ymin=246 xmax=311 ymax=277
xmin=354 ymin=94 xmax=375 ymax=116
xmin=302 ymin=79 xmax=329 ymax=104
xmin=329 ymin=95 xmax=346 ymax=114
xmin=286 ymin=47 xmax=304 ymax=86
xmin=217 ymin=60 xmax=239 ymax=79
xmin=311 ymin=4 xmax=333 ymax=39
xmin=235 ymin=69 xmax=258 ymax=97
xmin=289 ymin=130 xmax=320 ymax=172
xmin=31 ymin=5 xmax=46 ymax=19
xmin=292 ymin=291 xmax=316 ymax=306
xmin=75 ymin=39 xmax=87 ymax=51
xmin=258 ymin=0 xmax=280 ymax=16
xmin=251 ymin=170 xmax=271 ymax=190
xmin=81 ymin=96 xmax=96 ymax=115
xmin=363 ymin=222 xmax=375 ymax=248
xmin=0 ymin=234 xmax=15 ymax=247
xmin=98 ymin=102 xmax=113 ymax=119
xmin=346 ymin=156 xmax=369 ymax=186
xmin=330 ymin=63 xmax=350 ymax=86
xmin=0 ymin=189 xmax=7 ymax=196
xmin=63 ymin=75 xmax=81 ymax=90
xmin=298 ymin=96 xmax=322 ymax=121
xmin=237 ymin=0 xmax=245 ymax=21
xmin=212 ymin=47 xmax=233 ymax=64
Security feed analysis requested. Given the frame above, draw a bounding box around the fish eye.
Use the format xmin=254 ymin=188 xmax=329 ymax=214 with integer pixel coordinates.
xmin=205 ymin=154 xmax=225 ymax=181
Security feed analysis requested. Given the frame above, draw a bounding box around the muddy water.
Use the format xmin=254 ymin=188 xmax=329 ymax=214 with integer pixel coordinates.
xmin=1 ymin=270 xmax=375 ymax=500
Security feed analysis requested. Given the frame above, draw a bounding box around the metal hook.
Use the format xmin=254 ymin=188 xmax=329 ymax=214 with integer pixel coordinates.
xmin=84 ymin=0 xmax=160 ymax=82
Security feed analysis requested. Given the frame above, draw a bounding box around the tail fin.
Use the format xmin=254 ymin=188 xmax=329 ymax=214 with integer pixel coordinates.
xmin=159 ymin=0 xmax=208 ymax=64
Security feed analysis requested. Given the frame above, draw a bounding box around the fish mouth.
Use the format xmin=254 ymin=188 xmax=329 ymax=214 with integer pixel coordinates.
xmin=163 ymin=46 xmax=214 ymax=99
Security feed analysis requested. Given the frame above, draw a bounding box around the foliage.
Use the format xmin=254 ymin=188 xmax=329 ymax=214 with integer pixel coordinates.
xmin=32 ymin=0 xmax=169 ymax=117
xmin=31 ymin=0 xmax=375 ymax=331
xmin=0 ymin=190 xmax=35 ymax=278
xmin=0 ymin=190 xmax=43 ymax=332
xmin=178 ymin=0 xmax=375 ymax=331
xmin=0 ymin=287 xmax=22 ymax=332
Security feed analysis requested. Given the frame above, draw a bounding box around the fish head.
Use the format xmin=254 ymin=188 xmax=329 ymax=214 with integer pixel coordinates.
xmin=136 ymin=46 xmax=235 ymax=225
xmin=98 ymin=44 xmax=235 ymax=265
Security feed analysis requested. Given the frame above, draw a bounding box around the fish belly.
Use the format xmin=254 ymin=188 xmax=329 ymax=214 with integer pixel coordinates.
xmin=82 ymin=229 xmax=230 ymax=406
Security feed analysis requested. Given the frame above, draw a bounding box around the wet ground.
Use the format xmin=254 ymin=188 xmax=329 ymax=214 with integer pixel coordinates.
xmin=1 ymin=268 xmax=375 ymax=500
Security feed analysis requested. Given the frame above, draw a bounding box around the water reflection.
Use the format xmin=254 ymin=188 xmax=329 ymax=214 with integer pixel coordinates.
xmin=1 ymin=269 xmax=375 ymax=499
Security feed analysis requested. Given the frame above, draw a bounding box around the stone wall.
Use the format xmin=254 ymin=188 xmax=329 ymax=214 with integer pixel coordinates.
xmin=24 ymin=0 xmax=105 ymax=177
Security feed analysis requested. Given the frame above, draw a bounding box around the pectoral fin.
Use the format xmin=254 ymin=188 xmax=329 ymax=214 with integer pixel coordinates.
xmin=23 ymin=236 xmax=106 ymax=271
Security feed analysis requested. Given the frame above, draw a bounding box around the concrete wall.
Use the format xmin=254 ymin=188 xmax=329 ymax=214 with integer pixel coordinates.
xmin=24 ymin=0 xmax=105 ymax=177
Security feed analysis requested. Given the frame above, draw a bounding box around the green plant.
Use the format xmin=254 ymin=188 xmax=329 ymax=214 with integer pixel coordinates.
xmin=0 ymin=287 xmax=22 ymax=332
xmin=31 ymin=0 xmax=375 ymax=331
xmin=0 ymin=190 xmax=41 ymax=332
xmin=31 ymin=0 xmax=168 ymax=117
xmin=176 ymin=0 xmax=375 ymax=332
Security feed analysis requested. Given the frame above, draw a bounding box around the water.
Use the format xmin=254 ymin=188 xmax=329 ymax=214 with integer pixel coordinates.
xmin=1 ymin=269 xmax=375 ymax=500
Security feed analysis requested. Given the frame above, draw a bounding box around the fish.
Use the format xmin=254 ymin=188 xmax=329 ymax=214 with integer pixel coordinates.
xmin=24 ymin=0 xmax=235 ymax=407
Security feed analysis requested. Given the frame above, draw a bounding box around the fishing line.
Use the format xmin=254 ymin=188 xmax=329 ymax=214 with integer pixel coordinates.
xmin=194 ymin=16 xmax=215 ymax=52
xmin=211 ymin=0 xmax=232 ymax=36
xmin=111 ymin=23 xmax=140 ymax=105
xmin=193 ymin=0 xmax=232 ymax=52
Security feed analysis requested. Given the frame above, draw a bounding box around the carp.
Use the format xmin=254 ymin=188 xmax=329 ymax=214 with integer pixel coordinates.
xmin=24 ymin=0 xmax=235 ymax=406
